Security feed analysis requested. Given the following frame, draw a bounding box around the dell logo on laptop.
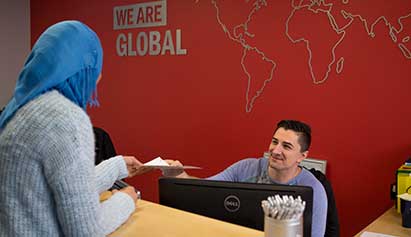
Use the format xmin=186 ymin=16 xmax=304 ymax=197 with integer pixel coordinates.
xmin=224 ymin=195 xmax=240 ymax=212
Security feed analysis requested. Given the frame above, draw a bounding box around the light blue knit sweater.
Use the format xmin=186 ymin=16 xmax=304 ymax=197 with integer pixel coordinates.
xmin=0 ymin=90 xmax=135 ymax=236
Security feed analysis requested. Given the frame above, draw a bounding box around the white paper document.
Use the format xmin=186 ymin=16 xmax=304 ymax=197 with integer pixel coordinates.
xmin=360 ymin=231 xmax=399 ymax=237
xmin=143 ymin=157 xmax=201 ymax=169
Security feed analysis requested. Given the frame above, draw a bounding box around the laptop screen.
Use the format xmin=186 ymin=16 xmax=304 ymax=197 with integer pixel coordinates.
xmin=158 ymin=177 xmax=313 ymax=237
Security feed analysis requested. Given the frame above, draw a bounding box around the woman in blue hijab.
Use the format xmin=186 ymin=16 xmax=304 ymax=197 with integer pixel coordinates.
xmin=0 ymin=20 xmax=102 ymax=127
xmin=0 ymin=21 xmax=143 ymax=236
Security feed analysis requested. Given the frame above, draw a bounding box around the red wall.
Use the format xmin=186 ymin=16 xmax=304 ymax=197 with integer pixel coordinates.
xmin=31 ymin=1 xmax=411 ymax=236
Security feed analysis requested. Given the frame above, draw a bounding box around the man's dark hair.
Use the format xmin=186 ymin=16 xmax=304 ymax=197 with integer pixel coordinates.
xmin=275 ymin=120 xmax=311 ymax=152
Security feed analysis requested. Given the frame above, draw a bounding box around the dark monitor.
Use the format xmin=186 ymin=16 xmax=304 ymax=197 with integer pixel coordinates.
xmin=159 ymin=177 xmax=313 ymax=237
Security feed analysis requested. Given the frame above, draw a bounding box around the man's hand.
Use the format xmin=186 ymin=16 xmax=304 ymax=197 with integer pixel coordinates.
xmin=163 ymin=160 xmax=190 ymax=178
xmin=123 ymin=156 xmax=154 ymax=177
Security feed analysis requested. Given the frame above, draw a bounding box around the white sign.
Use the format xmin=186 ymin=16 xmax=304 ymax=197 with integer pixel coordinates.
xmin=113 ymin=0 xmax=167 ymax=30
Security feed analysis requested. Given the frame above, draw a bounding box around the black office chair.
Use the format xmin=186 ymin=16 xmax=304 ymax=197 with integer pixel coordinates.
xmin=93 ymin=127 xmax=117 ymax=165
xmin=307 ymin=168 xmax=340 ymax=237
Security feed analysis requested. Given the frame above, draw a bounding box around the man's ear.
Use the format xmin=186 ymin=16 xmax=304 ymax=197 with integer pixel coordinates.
xmin=298 ymin=150 xmax=308 ymax=163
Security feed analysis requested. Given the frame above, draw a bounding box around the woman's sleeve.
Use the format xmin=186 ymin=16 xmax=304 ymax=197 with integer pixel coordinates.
xmin=94 ymin=155 xmax=129 ymax=194
xmin=42 ymin=112 xmax=134 ymax=236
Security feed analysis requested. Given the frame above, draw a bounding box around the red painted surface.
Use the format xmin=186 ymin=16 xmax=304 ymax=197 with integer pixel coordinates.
xmin=30 ymin=1 xmax=411 ymax=236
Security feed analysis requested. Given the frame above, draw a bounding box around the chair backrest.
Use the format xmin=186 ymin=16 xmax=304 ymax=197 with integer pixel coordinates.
xmin=301 ymin=157 xmax=327 ymax=174
xmin=93 ymin=127 xmax=117 ymax=165
xmin=308 ymin=168 xmax=340 ymax=237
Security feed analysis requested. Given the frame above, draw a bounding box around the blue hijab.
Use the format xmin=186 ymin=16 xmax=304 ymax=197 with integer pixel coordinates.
xmin=0 ymin=20 xmax=103 ymax=129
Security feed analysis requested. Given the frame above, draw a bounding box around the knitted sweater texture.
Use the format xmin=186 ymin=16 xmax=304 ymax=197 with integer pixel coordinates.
xmin=0 ymin=91 xmax=135 ymax=236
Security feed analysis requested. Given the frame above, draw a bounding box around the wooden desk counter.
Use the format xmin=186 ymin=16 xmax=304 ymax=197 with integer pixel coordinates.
xmin=109 ymin=199 xmax=264 ymax=237
xmin=354 ymin=207 xmax=410 ymax=237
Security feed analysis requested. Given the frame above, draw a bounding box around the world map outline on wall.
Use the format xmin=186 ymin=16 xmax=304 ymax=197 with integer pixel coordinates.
xmin=202 ymin=0 xmax=411 ymax=113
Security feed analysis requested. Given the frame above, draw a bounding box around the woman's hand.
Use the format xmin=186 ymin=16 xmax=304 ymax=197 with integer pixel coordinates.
xmin=123 ymin=156 xmax=154 ymax=177
xmin=112 ymin=186 xmax=139 ymax=202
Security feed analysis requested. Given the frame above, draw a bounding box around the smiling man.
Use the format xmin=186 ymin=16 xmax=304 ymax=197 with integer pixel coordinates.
xmin=168 ymin=120 xmax=327 ymax=237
